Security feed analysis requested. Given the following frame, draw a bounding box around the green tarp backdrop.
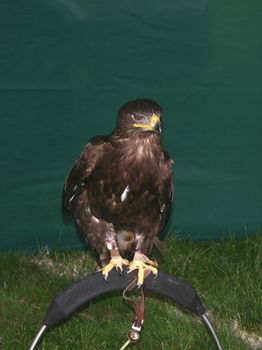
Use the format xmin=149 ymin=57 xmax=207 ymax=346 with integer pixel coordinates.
xmin=1 ymin=1 xmax=262 ymax=251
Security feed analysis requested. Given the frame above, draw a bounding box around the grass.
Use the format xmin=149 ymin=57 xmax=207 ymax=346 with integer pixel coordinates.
xmin=0 ymin=234 xmax=262 ymax=350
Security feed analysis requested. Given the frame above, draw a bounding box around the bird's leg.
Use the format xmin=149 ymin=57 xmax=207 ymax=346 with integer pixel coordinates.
xmin=128 ymin=251 xmax=158 ymax=287
xmin=101 ymin=248 xmax=130 ymax=280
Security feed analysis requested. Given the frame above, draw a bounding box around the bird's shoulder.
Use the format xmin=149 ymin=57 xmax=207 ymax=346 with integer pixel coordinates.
xmin=82 ymin=135 xmax=111 ymax=156
xmin=68 ymin=135 xmax=111 ymax=179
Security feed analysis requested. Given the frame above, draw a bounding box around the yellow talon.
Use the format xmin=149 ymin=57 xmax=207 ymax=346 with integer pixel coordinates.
xmin=101 ymin=256 xmax=129 ymax=279
xmin=128 ymin=252 xmax=158 ymax=286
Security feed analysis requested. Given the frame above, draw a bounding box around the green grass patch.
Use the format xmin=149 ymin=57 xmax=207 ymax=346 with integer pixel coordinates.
xmin=0 ymin=234 xmax=261 ymax=349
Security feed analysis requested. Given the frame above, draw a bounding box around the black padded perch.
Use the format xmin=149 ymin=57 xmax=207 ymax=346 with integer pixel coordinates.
xmin=29 ymin=270 xmax=223 ymax=350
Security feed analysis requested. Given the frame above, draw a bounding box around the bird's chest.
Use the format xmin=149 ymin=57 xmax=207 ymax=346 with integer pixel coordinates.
xmin=89 ymin=140 xmax=163 ymax=215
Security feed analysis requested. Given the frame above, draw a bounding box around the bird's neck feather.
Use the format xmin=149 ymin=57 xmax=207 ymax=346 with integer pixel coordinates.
xmin=111 ymin=133 xmax=163 ymax=161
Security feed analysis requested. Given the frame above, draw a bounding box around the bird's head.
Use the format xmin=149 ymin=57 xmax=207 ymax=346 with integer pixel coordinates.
xmin=116 ymin=98 xmax=162 ymax=136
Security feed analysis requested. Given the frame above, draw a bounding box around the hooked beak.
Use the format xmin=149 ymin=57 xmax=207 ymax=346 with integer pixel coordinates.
xmin=149 ymin=114 xmax=161 ymax=134
xmin=154 ymin=120 xmax=161 ymax=134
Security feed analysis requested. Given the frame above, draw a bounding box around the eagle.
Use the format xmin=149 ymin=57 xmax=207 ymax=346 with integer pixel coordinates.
xmin=62 ymin=98 xmax=174 ymax=285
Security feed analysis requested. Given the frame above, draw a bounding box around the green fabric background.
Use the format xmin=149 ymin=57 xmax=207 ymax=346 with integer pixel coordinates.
xmin=1 ymin=1 xmax=261 ymax=251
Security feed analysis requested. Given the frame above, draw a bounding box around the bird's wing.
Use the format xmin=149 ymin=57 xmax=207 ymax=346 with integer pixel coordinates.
xmin=62 ymin=136 xmax=109 ymax=215
xmin=159 ymin=151 xmax=174 ymax=231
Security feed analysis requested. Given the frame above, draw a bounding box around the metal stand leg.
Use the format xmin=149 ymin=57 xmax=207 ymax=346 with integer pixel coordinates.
xmin=29 ymin=325 xmax=46 ymax=350
xmin=201 ymin=314 xmax=224 ymax=350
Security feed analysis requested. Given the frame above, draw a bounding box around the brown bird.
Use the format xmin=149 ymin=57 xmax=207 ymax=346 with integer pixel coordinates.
xmin=62 ymin=98 xmax=174 ymax=285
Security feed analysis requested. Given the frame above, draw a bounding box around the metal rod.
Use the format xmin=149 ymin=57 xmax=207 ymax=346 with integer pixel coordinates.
xmin=29 ymin=325 xmax=47 ymax=350
xmin=201 ymin=314 xmax=224 ymax=350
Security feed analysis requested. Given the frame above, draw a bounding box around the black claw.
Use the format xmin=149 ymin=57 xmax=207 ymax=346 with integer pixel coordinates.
xmin=122 ymin=267 xmax=128 ymax=275
xmin=116 ymin=267 xmax=123 ymax=275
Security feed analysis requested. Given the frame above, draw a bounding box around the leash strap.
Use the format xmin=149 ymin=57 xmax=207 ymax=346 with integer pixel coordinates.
xmin=120 ymin=271 xmax=150 ymax=349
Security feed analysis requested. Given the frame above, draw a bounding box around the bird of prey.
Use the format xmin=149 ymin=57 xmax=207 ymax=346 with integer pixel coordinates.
xmin=62 ymin=98 xmax=174 ymax=285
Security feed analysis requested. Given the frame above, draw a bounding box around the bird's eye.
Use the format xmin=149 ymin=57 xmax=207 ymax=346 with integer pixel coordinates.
xmin=131 ymin=114 xmax=145 ymax=122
